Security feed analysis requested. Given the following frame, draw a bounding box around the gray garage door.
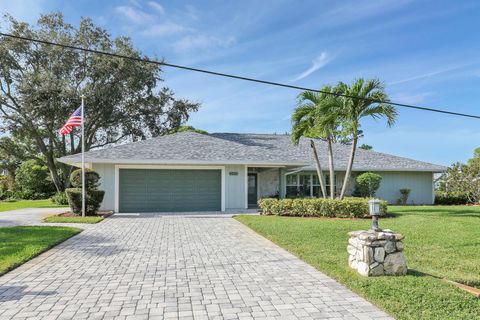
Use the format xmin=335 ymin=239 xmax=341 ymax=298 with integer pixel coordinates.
xmin=119 ymin=169 xmax=221 ymax=212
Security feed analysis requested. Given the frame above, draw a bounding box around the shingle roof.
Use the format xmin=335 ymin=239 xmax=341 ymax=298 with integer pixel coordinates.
xmin=58 ymin=132 xmax=446 ymax=172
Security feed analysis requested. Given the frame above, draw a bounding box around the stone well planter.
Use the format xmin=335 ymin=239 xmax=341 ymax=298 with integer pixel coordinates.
xmin=348 ymin=229 xmax=407 ymax=277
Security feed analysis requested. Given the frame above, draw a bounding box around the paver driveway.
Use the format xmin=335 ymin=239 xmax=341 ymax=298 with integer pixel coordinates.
xmin=0 ymin=214 xmax=392 ymax=320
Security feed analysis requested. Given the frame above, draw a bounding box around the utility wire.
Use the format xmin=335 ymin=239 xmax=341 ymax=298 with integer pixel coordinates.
xmin=1 ymin=32 xmax=479 ymax=120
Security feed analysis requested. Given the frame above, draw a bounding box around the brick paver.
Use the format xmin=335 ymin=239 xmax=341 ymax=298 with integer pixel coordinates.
xmin=0 ymin=214 xmax=393 ymax=319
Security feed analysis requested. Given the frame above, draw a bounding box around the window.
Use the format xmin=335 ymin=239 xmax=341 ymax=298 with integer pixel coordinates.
xmin=286 ymin=174 xmax=299 ymax=197
xmin=324 ymin=174 xmax=337 ymax=197
xmin=299 ymin=175 xmax=311 ymax=197
xmin=286 ymin=173 xmax=337 ymax=198
xmin=312 ymin=174 xmax=321 ymax=197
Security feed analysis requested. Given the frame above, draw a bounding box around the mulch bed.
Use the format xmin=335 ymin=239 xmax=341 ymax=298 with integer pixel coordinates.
xmin=55 ymin=211 xmax=114 ymax=218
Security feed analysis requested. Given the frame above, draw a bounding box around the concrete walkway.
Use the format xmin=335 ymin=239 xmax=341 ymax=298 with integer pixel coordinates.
xmin=0 ymin=213 xmax=393 ymax=319
xmin=0 ymin=207 xmax=67 ymax=227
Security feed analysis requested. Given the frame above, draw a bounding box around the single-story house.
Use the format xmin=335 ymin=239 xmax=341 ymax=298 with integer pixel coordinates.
xmin=58 ymin=132 xmax=446 ymax=212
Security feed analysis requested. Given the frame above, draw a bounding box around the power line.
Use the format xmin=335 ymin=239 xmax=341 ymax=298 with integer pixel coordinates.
xmin=1 ymin=32 xmax=479 ymax=120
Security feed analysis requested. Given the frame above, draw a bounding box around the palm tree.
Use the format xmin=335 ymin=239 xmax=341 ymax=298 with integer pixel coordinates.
xmin=291 ymin=87 xmax=343 ymax=199
xmin=337 ymin=78 xmax=397 ymax=199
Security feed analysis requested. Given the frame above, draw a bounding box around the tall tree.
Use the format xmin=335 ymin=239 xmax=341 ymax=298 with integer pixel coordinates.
xmin=359 ymin=144 xmax=372 ymax=150
xmin=438 ymin=148 xmax=480 ymax=204
xmin=167 ymin=125 xmax=208 ymax=135
xmin=336 ymin=78 xmax=397 ymax=199
xmin=0 ymin=137 xmax=23 ymax=190
xmin=0 ymin=13 xmax=200 ymax=191
xmin=0 ymin=135 xmax=33 ymax=190
xmin=291 ymin=87 xmax=343 ymax=198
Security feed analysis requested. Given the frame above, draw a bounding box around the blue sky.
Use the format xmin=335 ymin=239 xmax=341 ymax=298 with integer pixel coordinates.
xmin=1 ymin=0 xmax=480 ymax=165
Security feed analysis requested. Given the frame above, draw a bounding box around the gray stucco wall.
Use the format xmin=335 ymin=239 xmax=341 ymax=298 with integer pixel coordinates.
xmin=258 ymin=169 xmax=280 ymax=198
xmin=90 ymin=162 xmax=435 ymax=211
xmin=375 ymin=171 xmax=434 ymax=204
xmin=276 ymin=170 xmax=434 ymax=204
xmin=225 ymin=164 xmax=247 ymax=209
xmin=91 ymin=163 xmax=115 ymax=211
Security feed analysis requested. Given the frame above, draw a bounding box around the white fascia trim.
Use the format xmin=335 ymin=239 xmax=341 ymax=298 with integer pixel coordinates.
xmin=114 ymin=164 xmax=226 ymax=213
xmin=58 ymin=158 xmax=306 ymax=167
xmin=292 ymin=168 xmax=446 ymax=173
xmin=244 ymin=165 xmax=248 ymax=209
xmin=69 ymin=162 xmax=93 ymax=169
xmin=357 ymin=169 xmax=446 ymax=173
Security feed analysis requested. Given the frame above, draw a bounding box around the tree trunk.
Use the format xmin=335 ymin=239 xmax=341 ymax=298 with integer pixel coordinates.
xmin=310 ymin=140 xmax=327 ymax=199
xmin=5 ymin=167 xmax=16 ymax=190
xmin=70 ymin=132 xmax=75 ymax=154
xmin=340 ymin=136 xmax=358 ymax=199
xmin=45 ymin=153 xmax=64 ymax=192
xmin=327 ymin=137 xmax=335 ymax=199
xmin=33 ymin=135 xmax=64 ymax=192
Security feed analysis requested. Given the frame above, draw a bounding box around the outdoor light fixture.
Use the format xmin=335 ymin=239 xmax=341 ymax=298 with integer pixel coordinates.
xmin=368 ymin=199 xmax=382 ymax=232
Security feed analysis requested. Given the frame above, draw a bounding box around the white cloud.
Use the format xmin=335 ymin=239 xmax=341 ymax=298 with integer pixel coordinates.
xmin=115 ymin=5 xmax=153 ymax=24
xmin=389 ymin=65 xmax=464 ymax=85
xmin=185 ymin=5 xmax=199 ymax=20
xmin=141 ymin=22 xmax=185 ymax=36
xmin=0 ymin=0 xmax=46 ymax=23
xmin=390 ymin=91 xmax=433 ymax=105
xmin=173 ymin=35 xmax=236 ymax=52
xmin=147 ymin=1 xmax=165 ymax=14
xmin=293 ymin=52 xmax=333 ymax=81
xmin=115 ymin=3 xmax=186 ymax=37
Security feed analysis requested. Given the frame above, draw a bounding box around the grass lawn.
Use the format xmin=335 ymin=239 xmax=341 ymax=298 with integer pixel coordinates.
xmin=43 ymin=216 xmax=104 ymax=224
xmin=0 ymin=199 xmax=66 ymax=212
xmin=235 ymin=206 xmax=480 ymax=320
xmin=0 ymin=226 xmax=81 ymax=275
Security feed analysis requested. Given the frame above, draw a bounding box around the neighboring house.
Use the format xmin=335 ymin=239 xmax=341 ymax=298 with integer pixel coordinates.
xmin=58 ymin=132 xmax=446 ymax=212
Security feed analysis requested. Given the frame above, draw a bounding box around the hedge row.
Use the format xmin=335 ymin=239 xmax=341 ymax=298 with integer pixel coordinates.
xmin=258 ymin=197 xmax=388 ymax=218
xmin=434 ymin=191 xmax=470 ymax=205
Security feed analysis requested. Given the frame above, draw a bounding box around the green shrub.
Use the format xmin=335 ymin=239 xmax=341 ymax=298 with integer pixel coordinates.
xmin=0 ymin=187 xmax=14 ymax=201
xmin=65 ymin=188 xmax=105 ymax=216
xmin=258 ymin=197 xmax=388 ymax=218
xmin=51 ymin=192 xmax=69 ymax=205
xmin=15 ymin=159 xmax=55 ymax=199
xmin=70 ymin=168 xmax=100 ymax=190
xmin=399 ymin=188 xmax=411 ymax=205
xmin=0 ymin=176 xmax=7 ymax=199
xmin=65 ymin=169 xmax=104 ymax=215
xmin=355 ymin=172 xmax=382 ymax=197
xmin=434 ymin=191 xmax=470 ymax=205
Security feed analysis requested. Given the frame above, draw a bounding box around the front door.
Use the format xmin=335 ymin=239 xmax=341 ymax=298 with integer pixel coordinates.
xmin=248 ymin=173 xmax=258 ymax=207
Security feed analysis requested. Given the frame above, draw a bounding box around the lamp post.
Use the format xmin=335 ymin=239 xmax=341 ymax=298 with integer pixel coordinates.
xmin=368 ymin=199 xmax=382 ymax=232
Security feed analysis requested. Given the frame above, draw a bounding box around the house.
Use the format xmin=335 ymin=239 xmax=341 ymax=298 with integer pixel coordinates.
xmin=58 ymin=132 xmax=446 ymax=212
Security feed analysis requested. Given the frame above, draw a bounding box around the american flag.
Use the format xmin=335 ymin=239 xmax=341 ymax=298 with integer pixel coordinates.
xmin=59 ymin=106 xmax=82 ymax=135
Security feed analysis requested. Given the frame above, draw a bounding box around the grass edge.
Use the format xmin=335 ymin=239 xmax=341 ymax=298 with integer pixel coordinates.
xmin=0 ymin=226 xmax=82 ymax=276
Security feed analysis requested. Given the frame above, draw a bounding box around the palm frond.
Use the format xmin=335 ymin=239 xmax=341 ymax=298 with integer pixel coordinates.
xmin=297 ymin=91 xmax=321 ymax=105
xmin=362 ymin=104 xmax=397 ymax=126
xmin=291 ymin=86 xmax=345 ymax=144
xmin=360 ymin=78 xmax=384 ymax=98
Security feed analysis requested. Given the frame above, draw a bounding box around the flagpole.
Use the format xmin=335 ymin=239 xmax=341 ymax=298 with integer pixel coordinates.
xmin=81 ymin=95 xmax=85 ymax=218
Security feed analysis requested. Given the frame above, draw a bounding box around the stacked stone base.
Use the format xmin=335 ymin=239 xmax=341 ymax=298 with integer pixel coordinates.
xmin=348 ymin=229 xmax=407 ymax=277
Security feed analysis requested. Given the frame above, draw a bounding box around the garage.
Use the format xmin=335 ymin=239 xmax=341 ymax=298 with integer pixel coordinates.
xmin=118 ymin=169 xmax=222 ymax=212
